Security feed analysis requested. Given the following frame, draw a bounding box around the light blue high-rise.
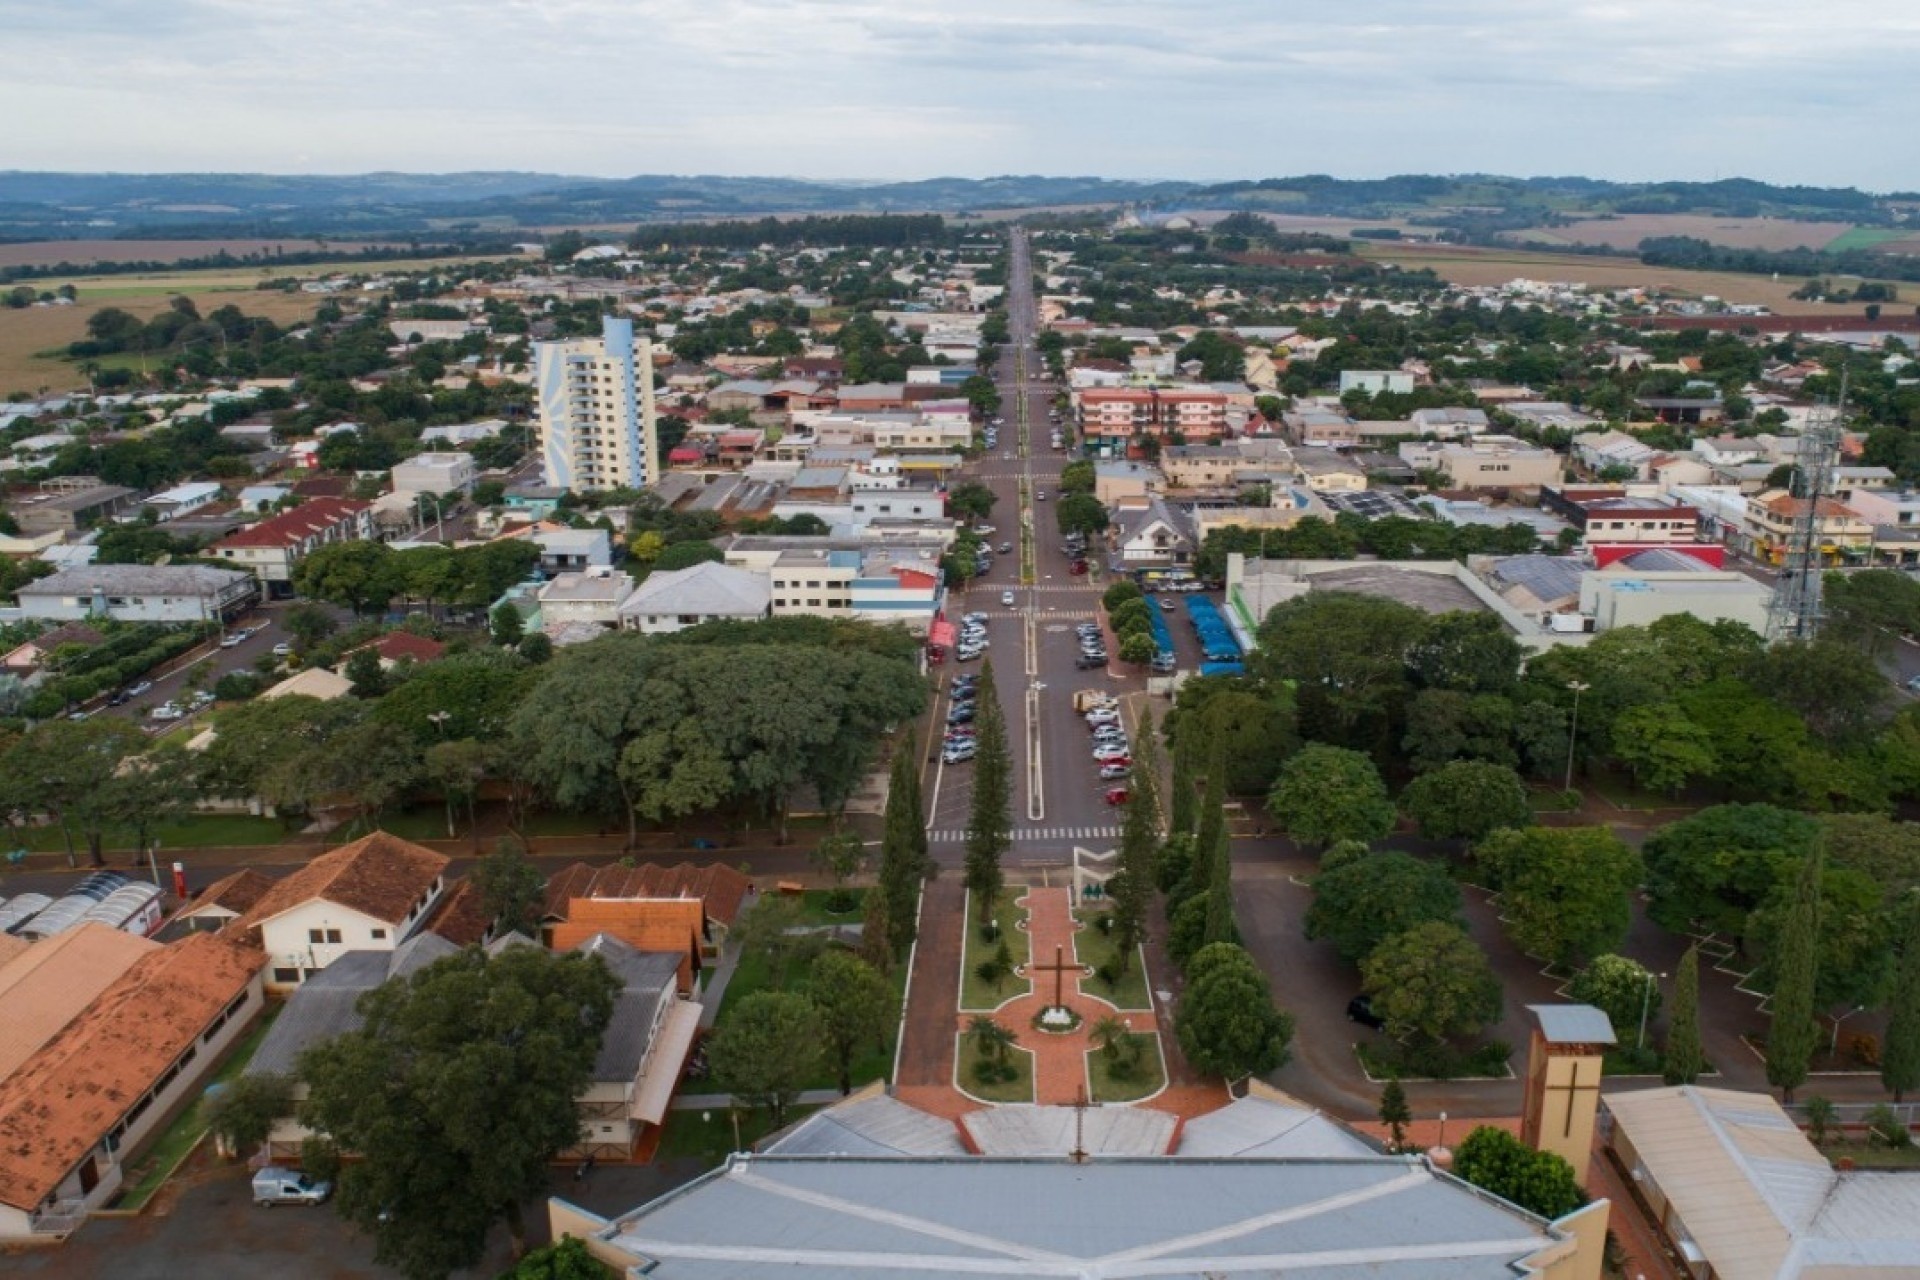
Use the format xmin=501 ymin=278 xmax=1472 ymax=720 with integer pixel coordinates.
xmin=533 ymin=316 xmax=657 ymax=493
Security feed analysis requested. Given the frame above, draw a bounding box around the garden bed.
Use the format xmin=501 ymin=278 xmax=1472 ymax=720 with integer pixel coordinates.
xmin=1070 ymin=909 xmax=1152 ymax=1011
xmin=957 ymin=1035 xmax=1035 ymax=1103
xmin=1356 ymin=1038 xmax=1513 ymax=1082
xmin=1086 ymin=1033 xmax=1165 ymax=1103
xmin=960 ymin=891 xmax=1031 ymax=1010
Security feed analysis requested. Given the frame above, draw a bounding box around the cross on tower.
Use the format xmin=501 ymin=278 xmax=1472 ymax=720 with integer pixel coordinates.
xmin=1030 ymin=943 xmax=1082 ymax=1009
xmin=1544 ymin=1059 xmax=1600 ymax=1138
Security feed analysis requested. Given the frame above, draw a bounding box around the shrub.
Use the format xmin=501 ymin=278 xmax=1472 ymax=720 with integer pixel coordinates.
xmin=1851 ymin=1033 xmax=1882 ymax=1067
xmin=975 ymin=958 xmax=1006 ymax=990
xmin=1866 ymin=1103 xmax=1913 ymax=1148
xmin=1096 ymin=961 xmax=1119 ymax=990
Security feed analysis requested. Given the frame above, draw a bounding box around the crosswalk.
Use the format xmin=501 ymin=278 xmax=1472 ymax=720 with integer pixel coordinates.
xmin=952 ymin=609 xmax=1095 ymax=622
xmin=928 ymin=825 xmax=1123 ymax=845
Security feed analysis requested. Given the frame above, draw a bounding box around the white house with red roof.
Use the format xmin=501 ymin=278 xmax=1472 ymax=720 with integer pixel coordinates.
xmin=210 ymin=497 xmax=373 ymax=595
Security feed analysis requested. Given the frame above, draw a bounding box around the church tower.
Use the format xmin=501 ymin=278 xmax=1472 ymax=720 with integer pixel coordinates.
xmin=1520 ymin=1004 xmax=1615 ymax=1187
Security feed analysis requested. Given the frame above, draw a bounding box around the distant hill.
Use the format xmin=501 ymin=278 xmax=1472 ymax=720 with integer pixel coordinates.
xmin=0 ymin=170 xmax=1912 ymax=247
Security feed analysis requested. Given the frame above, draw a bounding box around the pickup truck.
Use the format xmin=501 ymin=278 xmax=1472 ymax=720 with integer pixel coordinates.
xmin=252 ymin=1167 xmax=332 ymax=1207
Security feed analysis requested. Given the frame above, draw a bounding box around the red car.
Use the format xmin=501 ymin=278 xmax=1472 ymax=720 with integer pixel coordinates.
xmin=1068 ymin=560 xmax=1088 ymax=575
xmin=1103 ymin=787 xmax=1130 ymax=807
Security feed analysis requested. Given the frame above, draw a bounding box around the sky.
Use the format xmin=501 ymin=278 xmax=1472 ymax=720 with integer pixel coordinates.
xmin=4 ymin=0 xmax=1918 ymax=189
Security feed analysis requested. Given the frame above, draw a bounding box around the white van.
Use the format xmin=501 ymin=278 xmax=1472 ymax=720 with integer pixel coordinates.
xmin=252 ymin=1167 xmax=332 ymax=1206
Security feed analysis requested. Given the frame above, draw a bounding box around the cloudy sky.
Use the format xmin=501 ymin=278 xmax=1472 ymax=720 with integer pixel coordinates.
xmin=4 ymin=0 xmax=1917 ymax=188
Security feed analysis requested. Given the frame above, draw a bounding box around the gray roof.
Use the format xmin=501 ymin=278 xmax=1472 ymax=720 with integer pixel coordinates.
xmin=765 ymin=1094 xmax=968 ymax=1158
xmin=247 ymin=935 xmax=460 ymax=1076
xmin=620 ymin=561 xmax=771 ymax=620
xmin=1612 ymin=548 xmax=1716 ymax=573
xmin=1487 ymin=554 xmax=1585 ymax=606
xmin=1175 ymin=1095 xmax=1378 ymax=1159
xmin=569 ymin=934 xmax=682 ymax=1081
xmin=17 ymin=563 xmax=251 ymax=598
xmin=589 ymin=1154 xmax=1567 ymax=1279
xmin=960 ymin=1104 xmax=1177 ymax=1157
xmin=1530 ymin=1003 xmax=1617 ymax=1046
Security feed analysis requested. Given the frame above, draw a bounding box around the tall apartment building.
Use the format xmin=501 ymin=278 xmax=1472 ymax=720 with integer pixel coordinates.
xmin=534 ymin=317 xmax=659 ymax=493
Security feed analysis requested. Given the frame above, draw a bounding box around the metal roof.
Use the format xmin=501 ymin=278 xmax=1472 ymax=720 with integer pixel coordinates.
xmin=1175 ymin=1094 xmax=1378 ymax=1159
xmin=591 ymin=1155 xmax=1566 ymax=1279
xmin=1529 ymin=1004 xmax=1618 ymax=1046
xmin=766 ymin=1094 xmax=968 ymax=1158
xmin=961 ymin=1104 xmax=1177 ymax=1157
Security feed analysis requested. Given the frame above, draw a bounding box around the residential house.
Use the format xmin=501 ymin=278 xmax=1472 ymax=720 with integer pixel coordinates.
xmin=167 ymin=869 xmax=277 ymax=935
xmin=1094 ymin=460 xmax=1159 ymax=505
xmin=497 ymin=524 xmax=612 ymax=574
xmin=14 ymin=565 xmax=257 ymax=624
xmin=0 ymin=622 xmax=104 ymax=677
xmin=563 ymin=935 xmax=701 ymax=1160
xmin=1288 ymin=447 xmax=1368 ymax=493
xmin=139 ymin=481 xmax=223 ymax=521
xmin=1635 ymin=393 xmax=1725 ymax=425
xmin=1108 ymin=498 xmax=1195 ymax=570
xmin=616 ymin=561 xmax=773 ymax=633
xmin=1338 ymin=369 xmax=1415 ymax=396
xmin=726 ymin=536 xmax=946 ymax=632
xmin=390 ymin=452 xmax=477 ymax=497
xmin=1407 ymin=406 xmax=1490 ymax=438
xmin=0 ymin=932 xmax=265 ymax=1239
xmin=210 ymin=497 xmax=374 ymax=596
xmin=338 ymin=631 xmax=447 ymax=671
xmin=537 ymin=567 xmax=636 ymax=631
xmin=1572 ymin=430 xmax=1658 ymax=480
xmin=227 ymin=831 xmax=451 ymax=991
xmin=1400 ymin=440 xmax=1565 ymax=491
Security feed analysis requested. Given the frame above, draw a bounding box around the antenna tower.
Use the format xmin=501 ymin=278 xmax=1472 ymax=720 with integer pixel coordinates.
xmin=1764 ymin=373 xmax=1848 ymax=642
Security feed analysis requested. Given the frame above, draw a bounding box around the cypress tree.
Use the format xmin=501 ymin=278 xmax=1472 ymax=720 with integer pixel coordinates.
xmin=1169 ymin=727 xmax=1198 ymax=838
xmin=1109 ymin=712 xmax=1162 ymax=974
xmin=963 ymin=659 xmax=1011 ymax=920
xmin=1202 ymin=820 xmax=1237 ymax=946
xmin=1663 ymin=944 xmax=1706 ymax=1086
xmin=1378 ymin=1076 xmax=1411 ymax=1152
xmin=1883 ymin=906 xmax=1920 ymax=1103
xmin=860 ymin=883 xmax=893 ymax=975
xmin=878 ymin=735 xmax=926 ymax=957
xmin=1192 ymin=740 xmax=1228 ymax=900
xmin=1766 ymin=851 xmax=1823 ymax=1102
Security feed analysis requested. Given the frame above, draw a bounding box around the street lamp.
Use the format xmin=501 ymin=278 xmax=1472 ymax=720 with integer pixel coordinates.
xmin=414 ymin=492 xmax=444 ymax=543
xmin=1563 ymin=680 xmax=1591 ymax=793
xmin=1637 ymin=969 xmax=1668 ymax=1052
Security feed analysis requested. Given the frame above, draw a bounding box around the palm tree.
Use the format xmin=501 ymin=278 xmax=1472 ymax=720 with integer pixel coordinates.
xmin=967 ymin=1015 xmax=1017 ymax=1070
xmin=1089 ymin=1016 xmax=1137 ymax=1066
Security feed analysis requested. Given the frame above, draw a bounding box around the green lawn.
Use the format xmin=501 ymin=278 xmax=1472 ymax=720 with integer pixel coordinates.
xmin=957 ymin=1035 xmax=1035 ymax=1103
xmin=1071 ymin=910 xmax=1152 ymax=1011
xmin=1823 ymin=227 xmax=1909 ymax=253
xmin=1087 ymin=1033 xmax=1165 ymax=1103
xmin=9 ymin=813 xmax=289 ymax=856
xmin=654 ymin=1104 xmax=819 ymax=1169
xmin=960 ymin=891 xmax=1031 ymax=1010
xmin=115 ymin=1008 xmax=280 ymax=1210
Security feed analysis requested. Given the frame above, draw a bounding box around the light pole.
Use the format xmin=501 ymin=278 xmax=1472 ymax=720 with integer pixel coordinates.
xmin=414 ymin=492 xmax=444 ymax=543
xmin=1830 ymin=1004 xmax=1868 ymax=1057
xmin=1563 ymin=680 xmax=1590 ymax=794
xmin=1637 ymin=969 xmax=1668 ymax=1051
xmin=427 ymin=711 xmax=453 ymax=837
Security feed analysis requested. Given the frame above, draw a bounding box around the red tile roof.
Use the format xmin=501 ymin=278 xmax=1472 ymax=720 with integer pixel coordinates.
xmin=0 ymin=933 xmax=263 ymax=1211
xmin=541 ymin=861 xmax=750 ymax=929
xmin=422 ymin=877 xmax=490 ymax=946
xmin=230 ymin=831 xmax=449 ymax=936
xmin=350 ymin=631 xmax=446 ymax=665
xmin=183 ymin=869 xmax=277 ymax=919
xmin=213 ymin=497 xmax=369 ymax=550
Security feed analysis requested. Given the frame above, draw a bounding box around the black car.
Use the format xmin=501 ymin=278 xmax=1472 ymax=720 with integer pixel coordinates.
xmin=1346 ymin=995 xmax=1385 ymax=1030
xmin=1076 ymin=653 xmax=1107 ymax=669
xmin=947 ymin=706 xmax=976 ymax=725
xmin=107 ymin=690 xmax=132 ymax=707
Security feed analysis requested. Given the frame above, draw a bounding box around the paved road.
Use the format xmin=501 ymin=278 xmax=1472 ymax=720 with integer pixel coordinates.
xmin=923 ymin=227 xmax=1134 ymax=870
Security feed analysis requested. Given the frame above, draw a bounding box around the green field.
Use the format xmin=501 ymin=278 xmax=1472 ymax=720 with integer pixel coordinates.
xmin=1822 ymin=227 xmax=1910 ymax=253
xmin=7 ymin=813 xmax=290 ymax=857
xmin=957 ymin=1035 xmax=1034 ymax=1103
xmin=1087 ymin=1033 xmax=1165 ymax=1103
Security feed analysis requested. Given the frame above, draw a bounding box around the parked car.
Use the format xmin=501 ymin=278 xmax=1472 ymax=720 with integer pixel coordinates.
xmin=1076 ymin=654 xmax=1106 ymax=669
xmin=125 ymin=680 xmax=153 ymax=698
xmin=1035 ymin=491 xmax=1047 ymax=501
xmin=1093 ymin=744 xmax=1130 ymax=763
xmin=1068 ymin=561 xmax=1088 ymax=575
xmin=271 ymin=642 xmax=292 ymax=658
xmin=1150 ymin=653 xmax=1177 ymax=673
xmin=1086 ymin=709 xmax=1120 ymax=725
xmin=150 ymin=703 xmax=184 ymax=722
xmin=191 ymin=690 xmax=216 ymax=707
xmin=1093 ymin=752 xmax=1130 ymax=769
xmin=1099 ymin=763 xmax=1131 ymax=780
xmin=253 ymin=1168 xmax=332 ymax=1207
xmin=998 ymin=542 xmax=1013 ymax=554
xmin=1103 ymin=787 xmax=1130 ymax=807
xmin=942 ymin=744 xmax=976 ymax=765
xmin=107 ymin=690 xmax=132 ymax=707
xmin=219 ymin=633 xmax=243 ymax=649
xmin=1346 ymin=995 xmax=1385 ymax=1030
xmin=962 ymin=612 xmax=988 ymax=625
xmin=975 ymin=525 xmax=996 ymax=536
xmin=948 ymin=706 xmax=976 ymax=725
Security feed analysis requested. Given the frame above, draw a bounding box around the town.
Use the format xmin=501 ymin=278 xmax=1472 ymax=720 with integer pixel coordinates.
xmin=2 ymin=200 xmax=1920 ymax=1280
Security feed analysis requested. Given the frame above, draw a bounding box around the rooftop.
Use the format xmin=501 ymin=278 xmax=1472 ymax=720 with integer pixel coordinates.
xmin=16 ymin=564 xmax=252 ymax=598
xmin=619 ymin=561 xmax=772 ymax=619
xmin=0 ymin=923 xmax=157 ymax=1081
xmin=248 ymin=935 xmax=461 ymax=1077
xmin=230 ymin=831 xmax=449 ymax=935
xmin=212 ymin=497 xmax=369 ymax=549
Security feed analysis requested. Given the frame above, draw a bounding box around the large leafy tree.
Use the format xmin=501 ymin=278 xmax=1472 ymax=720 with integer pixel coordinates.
xmin=1766 ymin=850 xmax=1823 ymax=1102
xmin=1306 ymin=851 xmax=1463 ymax=964
xmin=1360 ymin=922 xmax=1503 ymax=1044
xmin=1174 ymin=681 xmax=1299 ymax=795
xmin=1611 ymin=703 xmax=1717 ymax=795
xmin=1746 ymin=861 xmax=1890 ymax=1012
xmin=1 ymin=717 xmax=148 ymax=866
xmin=1400 ymin=690 xmax=1517 ymax=772
xmin=1173 ymin=944 xmax=1293 ymax=1081
xmin=1405 ymin=611 xmax=1523 ymax=696
xmin=1399 ymin=761 xmax=1530 ymax=842
xmin=293 ymin=539 xmax=401 ymax=615
xmin=195 ymin=693 xmax=367 ymax=819
xmin=1567 ymin=955 xmax=1658 ymax=1046
xmin=963 ymin=659 xmax=1012 ymax=916
xmin=473 ymin=837 xmax=546 ymax=937
xmin=1253 ymin=592 xmax=1428 ymax=750
xmin=710 ymin=991 xmax=824 ymax=1127
xmin=1753 ymin=639 xmax=1890 ymax=748
xmin=1452 ymin=1127 xmax=1585 ymax=1220
xmin=808 ymin=951 xmax=898 ymax=1095
xmin=372 ymin=648 xmax=533 ymax=744
xmin=1641 ymin=804 xmax=1821 ymax=937
xmin=1266 ymin=744 xmax=1394 ymax=847
xmin=1475 ymin=826 xmax=1642 ymax=968
xmin=298 ymin=945 xmax=620 ymax=1278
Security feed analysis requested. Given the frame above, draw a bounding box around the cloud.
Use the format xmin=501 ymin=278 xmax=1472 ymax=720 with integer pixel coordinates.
xmin=0 ymin=0 xmax=1914 ymax=186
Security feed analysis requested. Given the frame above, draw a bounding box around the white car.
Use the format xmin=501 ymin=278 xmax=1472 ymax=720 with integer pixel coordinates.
xmin=271 ymin=642 xmax=291 ymax=658
xmin=150 ymin=703 xmax=185 ymax=722
xmin=219 ymin=633 xmax=243 ymax=649
xmin=1093 ymin=744 xmax=1131 ymax=763
xmin=1001 ymin=590 xmax=1016 ymax=607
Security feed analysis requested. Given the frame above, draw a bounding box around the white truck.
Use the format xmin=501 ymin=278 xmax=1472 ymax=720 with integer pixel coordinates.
xmin=252 ymin=1167 xmax=332 ymax=1207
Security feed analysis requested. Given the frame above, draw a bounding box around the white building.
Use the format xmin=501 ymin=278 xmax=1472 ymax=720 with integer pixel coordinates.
xmin=1339 ymin=370 xmax=1415 ymax=396
xmin=390 ymin=452 xmax=477 ymax=497
xmin=538 ymin=567 xmax=636 ymax=630
xmin=14 ymin=565 xmax=257 ymax=623
xmin=534 ymin=316 xmax=660 ymax=493
xmin=139 ymin=481 xmax=224 ymax=521
xmin=229 ymin=832 xmax=449 ymax=992
xmin=617 ymin=561 xmax=773 ymax=634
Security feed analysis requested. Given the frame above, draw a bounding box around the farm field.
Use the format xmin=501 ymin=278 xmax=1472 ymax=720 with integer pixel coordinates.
xmin=1517 ymin=213 xmax=1858 ymax=253
xmin=0 ymin=238 xmax=378 ymax=268
xmin=1361 ymin=241 xmax=1897 ymax=313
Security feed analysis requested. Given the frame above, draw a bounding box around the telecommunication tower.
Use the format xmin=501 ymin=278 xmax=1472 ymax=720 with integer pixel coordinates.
xmin=1764 ymin=374 xmax=1848 ymax=642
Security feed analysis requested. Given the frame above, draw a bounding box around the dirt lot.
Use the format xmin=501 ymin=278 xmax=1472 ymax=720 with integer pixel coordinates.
xmin=1519 ymin=213 xmax=1856 ymax=253
xmin=0 ymin=240 xmax=379 ymax=269
xmin=0 ymin=289 xmax=321 ymax=397
xmin=1363 ymin=241 xmax=1885 ymax=313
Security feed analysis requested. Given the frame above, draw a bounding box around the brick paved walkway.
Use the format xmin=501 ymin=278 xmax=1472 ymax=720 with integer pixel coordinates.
xmin=896 ymin=876 xmax=966 ymax=1091
xmin=958 ymin=886 xmax=1167 ymax=1106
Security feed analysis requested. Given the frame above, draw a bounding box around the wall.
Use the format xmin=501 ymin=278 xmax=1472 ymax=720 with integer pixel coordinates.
xmin=259 ymin=904 xmax=401 ymax=991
